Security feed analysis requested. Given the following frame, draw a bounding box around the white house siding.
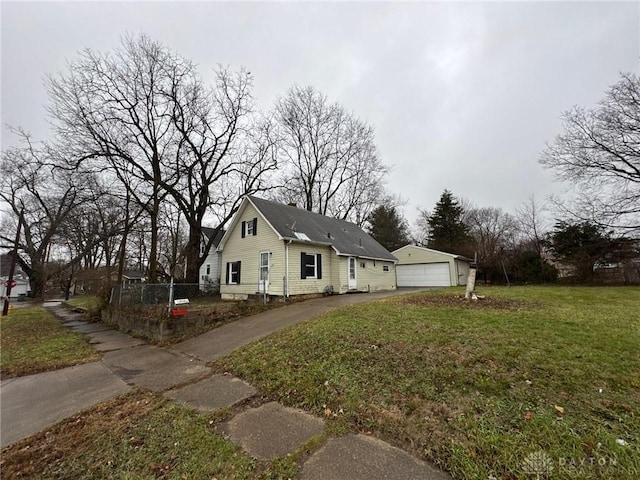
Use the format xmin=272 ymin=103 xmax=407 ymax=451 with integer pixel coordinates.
xmin=220 ymin=203 xmax=285 ymax=300
xmin=330 ymin=250 xmax=345 ymax=294
xmin=199 ymin=251 xmax=221 ymax=292
xmin=351 ymin=258 xmax=397 ymax=292
xmin=0 ymin=279 xmax=30 ymax=298
xmin=286 ymin=243 xmax=334 ymax=295
xmin=220 ymin=199 xmax=398 ymax=299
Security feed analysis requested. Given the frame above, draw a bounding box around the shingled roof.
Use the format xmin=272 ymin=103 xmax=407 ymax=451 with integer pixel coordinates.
xmin=201 ymin=227 xmax=225 ymax=247
xmin=246 ymin=196 xmax=397 ymax=262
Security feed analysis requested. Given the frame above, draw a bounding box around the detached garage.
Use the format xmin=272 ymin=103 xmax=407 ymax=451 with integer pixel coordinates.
xmin=392 ymin=245 xmax=472 ymax=287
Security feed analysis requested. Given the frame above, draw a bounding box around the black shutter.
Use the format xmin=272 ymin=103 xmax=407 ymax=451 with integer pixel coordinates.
xmin=316 ymin=254 xmax=322 ymax=279
xmin=301 ymin=252 xmax=307 ymax=279
xmin=252 ymin=218 xmax=257 ymax=236
xmin=225 ymin=263 xmax=230 ymax=284
xmin=241 ymin=221 xmax=246 ymax=238
xmin=236 ymin=261 xmax=241 ymax=284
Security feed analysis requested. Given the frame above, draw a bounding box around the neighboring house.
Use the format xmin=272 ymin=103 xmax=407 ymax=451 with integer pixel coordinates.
xmin=199 ymin=227 xmax=225 ymax=292
xmin=392 ymin=245 xmax=472 ymax=287
xmin=0 ymin=253 xmax=31 ymax=299
xmin=0 ymin=271 xmax=31 ymax=299
xmin=121 ymin=269 xmax=146 ymax=285
xmin=218 ymin=196 xmax=397 ymax=300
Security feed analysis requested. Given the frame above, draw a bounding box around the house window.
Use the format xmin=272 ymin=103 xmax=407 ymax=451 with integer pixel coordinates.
xmin=383 ymin=265 xmax=390 ymax=272
xmin=242 ymin=218 xmax=258 ymax=238
xmin=206 ymin=264 xmax=211 ymax=275
xmin=226 ymin=261 xmax=241 ymax=285
xmin=301 ymin=252 xmax=322 ymax=279
xmin=360 ymin=262 xmax=366 ymax=269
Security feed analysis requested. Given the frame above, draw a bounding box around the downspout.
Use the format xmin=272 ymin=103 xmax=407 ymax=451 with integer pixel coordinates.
xmin=285 ymin=239 xmax=292 ymax=299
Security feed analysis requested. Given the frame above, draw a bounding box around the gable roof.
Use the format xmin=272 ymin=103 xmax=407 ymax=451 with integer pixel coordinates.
xmin=221 ymin=196 xmax=397 ymax=262
xmin=0 ymin=253 xmax=26 ymax=278
xmin=201 ymin=227 xmax=225 ymax=248
xmin=392 ymin=244 xmax=473 ymax=262
xmin=122 ymin=269 xmax=145 ymax=280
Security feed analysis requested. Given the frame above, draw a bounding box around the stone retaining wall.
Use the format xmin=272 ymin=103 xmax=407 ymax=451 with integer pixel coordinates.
xmin=102 ymin=307 xmax=210 ymax=341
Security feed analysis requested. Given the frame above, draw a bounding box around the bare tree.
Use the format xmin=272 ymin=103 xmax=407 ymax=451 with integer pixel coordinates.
xmin=47 ymin=34 xmax=187 ymax=282
xmin=0 ymin=134 xmax=113 ymax=298
xmin=165 ymin=67 xmax=278 ymax=283
xmin=465 ymin=206 xmax=518 ymax=283
xmin=48 ymin=36 xmax=277 ymax=284
xmin=157 ymin=199 xmax=188 ymax=279
xmin=540 ymin=72 xmax=640 ymax=232
xmin=515 ymin=195 xmax=550 ymax=259
xmin=274 ymin=85 xmax=388 ymax=224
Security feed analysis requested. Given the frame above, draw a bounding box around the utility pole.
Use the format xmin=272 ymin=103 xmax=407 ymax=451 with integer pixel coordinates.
xmin=3 ymin=210 xmax=24 ymax=316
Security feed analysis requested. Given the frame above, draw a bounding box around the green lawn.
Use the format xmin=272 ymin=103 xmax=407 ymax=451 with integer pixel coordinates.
xmin=213 ymin=286 xmax=640 ymax=479
xmin=0 ymin=306 xmax=99 ymax=378
xmin=64 ymin=295 xmax=104 ymax=317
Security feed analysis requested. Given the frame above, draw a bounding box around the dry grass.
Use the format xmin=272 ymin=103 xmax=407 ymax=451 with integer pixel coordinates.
xmin=213 ymin=286 xmax=640 ymax=479
xmin=0 ymin=307 xmax=99 ymax=379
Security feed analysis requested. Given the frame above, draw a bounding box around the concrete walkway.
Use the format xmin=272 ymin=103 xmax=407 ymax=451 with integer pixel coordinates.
xmin=1 ymin=289 xmax=451 ymax=479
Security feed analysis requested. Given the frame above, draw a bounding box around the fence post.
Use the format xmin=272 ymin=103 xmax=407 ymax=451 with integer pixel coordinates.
xmin=168 ymin=277 xmax=174 ymax=317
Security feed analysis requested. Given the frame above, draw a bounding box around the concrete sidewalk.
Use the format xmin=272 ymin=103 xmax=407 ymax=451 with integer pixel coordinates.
xmin=1 ymin=362 xmax=130 ymax=447
xmin=1 ymin=289 xmax=452 ymax=479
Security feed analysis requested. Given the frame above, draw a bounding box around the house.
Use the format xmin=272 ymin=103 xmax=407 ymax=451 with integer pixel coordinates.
xmin=199 ymin=227 xmax=225 ymax=292
xmin=218 ymin=196 xmax=398 ymax=300
xmin=121 ymin=269 xmax=146 ymax=285
xmin=0 ymin=253 xmax=31 ymax=299
xmin=392 ymin=245 xmax=472 ymax=287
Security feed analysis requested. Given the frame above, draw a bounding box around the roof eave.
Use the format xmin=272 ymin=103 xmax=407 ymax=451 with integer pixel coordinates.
xmin=333 ymin=249 xmax=398 ymax=263
xmin=283 ymin=236 xmax=334 ymax=247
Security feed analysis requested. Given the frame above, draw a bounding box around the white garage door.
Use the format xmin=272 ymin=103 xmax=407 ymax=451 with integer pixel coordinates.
xmin=396 ymin=263 xmax=451 ymax=287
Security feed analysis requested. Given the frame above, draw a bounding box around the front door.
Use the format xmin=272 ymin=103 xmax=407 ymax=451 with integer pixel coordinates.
xmin=259 ymin=251 xmax=270 ymax=293
xmin=348 ymin=257 xmax=357 ymax=290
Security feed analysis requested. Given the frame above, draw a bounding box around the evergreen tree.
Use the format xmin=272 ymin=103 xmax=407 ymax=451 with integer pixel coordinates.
xmin=548 ymin=221 xmax=636 ymax=282
xmin=427 ymin=190 xmax=473 ymax=255
xmin=366 ymin=205 xmax=410 ymax=252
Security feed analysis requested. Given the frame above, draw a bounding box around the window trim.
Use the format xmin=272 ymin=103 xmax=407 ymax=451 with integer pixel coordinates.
xmin=301 ymin=252 xmax=322 ymax=279
xmin=226 ymin=261 xmax=241 ymax=285
xmin=242 ymin=218 xmax=258 ymax=238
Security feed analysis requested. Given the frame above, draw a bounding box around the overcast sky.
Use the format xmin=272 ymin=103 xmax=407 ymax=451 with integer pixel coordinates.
xmin=2 ymin=1 xmax=638 ymax=227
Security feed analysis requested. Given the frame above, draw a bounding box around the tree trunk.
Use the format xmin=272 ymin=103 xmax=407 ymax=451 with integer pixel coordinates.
xmin=29 ymin=260 xmax=46 ymax=300
xmin=149 ymin=207 xmax=159 ymax=283
xmin=465 ymin=263 xmax=477 ymax=299
xmin=184 ymin=224 xmax=202 ymax=284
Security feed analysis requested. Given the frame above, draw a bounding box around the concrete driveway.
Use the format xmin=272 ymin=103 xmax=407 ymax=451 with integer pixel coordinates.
xmin=172 ymin=288 xmax=426 ymax=362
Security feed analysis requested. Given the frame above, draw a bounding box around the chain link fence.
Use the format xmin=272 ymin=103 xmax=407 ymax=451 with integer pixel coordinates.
xmin=109 ymin=283 xmax=213 ymax=307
